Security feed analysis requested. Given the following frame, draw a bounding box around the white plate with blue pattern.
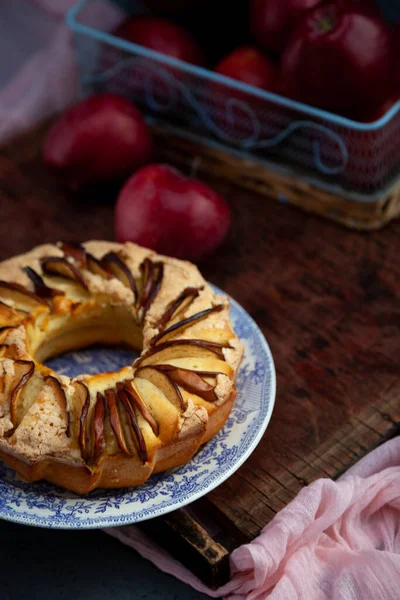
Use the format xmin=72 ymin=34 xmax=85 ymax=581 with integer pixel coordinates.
xmin=0 ymin=287 xmax=275 ymax=529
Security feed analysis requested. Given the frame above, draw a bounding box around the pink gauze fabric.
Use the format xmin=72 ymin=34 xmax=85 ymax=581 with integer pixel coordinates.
xmin=105 ymin=436 xmax=400 ymax=600
xmin=0 ymin=0 xmax=123 ymax=143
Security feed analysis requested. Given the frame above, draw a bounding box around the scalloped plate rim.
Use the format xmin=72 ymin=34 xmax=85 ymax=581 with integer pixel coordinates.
xmin=0 ymin=286 xmax=276 ymax=529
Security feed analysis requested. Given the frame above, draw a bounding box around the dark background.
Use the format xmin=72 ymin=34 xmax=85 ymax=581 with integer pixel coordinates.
xmin=0 ymin=520 xmax=209 ymax=599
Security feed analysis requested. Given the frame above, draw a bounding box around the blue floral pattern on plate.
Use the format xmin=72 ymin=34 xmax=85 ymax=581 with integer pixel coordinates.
xmin=0 ymin=287 xmax=276 ymax=529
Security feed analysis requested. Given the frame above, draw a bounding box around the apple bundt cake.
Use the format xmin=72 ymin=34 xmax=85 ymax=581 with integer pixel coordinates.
xmin=0 ymin=241 xmax=243 ymax=494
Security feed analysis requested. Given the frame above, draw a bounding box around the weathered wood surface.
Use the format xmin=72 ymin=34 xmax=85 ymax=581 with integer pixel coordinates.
xmin=1 ymin=123 xmax=400 ymax=586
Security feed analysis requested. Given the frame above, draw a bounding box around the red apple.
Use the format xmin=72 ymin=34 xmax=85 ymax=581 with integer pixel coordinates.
xmin=43 ymin=94 xmax=153 ymax=189
xmin=215 ymin=46 xmax=276 ymax=92
xmin=114 ymin=17 xmax=205 ymax=66
xmin=210 ymin=46 xmax=277 ymax=143
xmin=115 ymin=164 xmax=231 ymax=261
xmin=109 ymin=17 xmax=206 ymax=107
xmin=280 ymin=3 xmax=393 ymax=118
xmin=250 ymin=0 xmax=321 ymax=54
xmin=210 ymin=46 xmax=277 ymax=144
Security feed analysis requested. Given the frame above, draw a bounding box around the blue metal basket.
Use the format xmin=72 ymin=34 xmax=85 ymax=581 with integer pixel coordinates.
xmin=67 ymin=0 xmax=400 ymax=198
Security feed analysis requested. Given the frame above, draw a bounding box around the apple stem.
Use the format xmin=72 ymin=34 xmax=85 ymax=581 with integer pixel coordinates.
xmin=189 ymin=156 xmax=202 ymax=179
xmin=315 ymin=7 xmax=336 ymax=33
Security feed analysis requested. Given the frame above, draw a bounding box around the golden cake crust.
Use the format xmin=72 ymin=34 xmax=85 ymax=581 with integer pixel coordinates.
xmin=0 ymin=241 xmax=243 ymax=493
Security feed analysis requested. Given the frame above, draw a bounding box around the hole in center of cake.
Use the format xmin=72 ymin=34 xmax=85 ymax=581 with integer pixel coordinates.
xmin=44 ymin=344 xmax=140 ymax=378
xmin=28 ymin=303 xmax=143 ymax=369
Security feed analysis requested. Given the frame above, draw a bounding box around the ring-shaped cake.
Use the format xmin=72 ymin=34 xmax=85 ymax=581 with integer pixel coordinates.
xmin=0 ymin=241 xmax=243 ymax=493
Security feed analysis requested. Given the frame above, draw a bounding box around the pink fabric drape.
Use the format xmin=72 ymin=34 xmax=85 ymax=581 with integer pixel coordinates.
xmin=106 ymin=436 xmax=400 ymax=599
xmin=0 ymin=0 xmax=122 ymax=142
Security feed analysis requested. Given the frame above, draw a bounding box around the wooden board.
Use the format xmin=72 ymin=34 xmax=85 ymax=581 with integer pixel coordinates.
xmin=1 ymin=123 xmax=400 ymax=588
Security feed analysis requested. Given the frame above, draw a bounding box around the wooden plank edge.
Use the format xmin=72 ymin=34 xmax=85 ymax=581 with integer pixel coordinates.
xmin=138 ymin=507 xmax=231 ymax=589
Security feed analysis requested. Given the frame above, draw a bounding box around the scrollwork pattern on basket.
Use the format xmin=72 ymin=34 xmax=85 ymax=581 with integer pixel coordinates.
xmin=85 ymin=57 xmax=348 ymax=175
xmin=0 ymin=290 xmax=275 ymax=528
